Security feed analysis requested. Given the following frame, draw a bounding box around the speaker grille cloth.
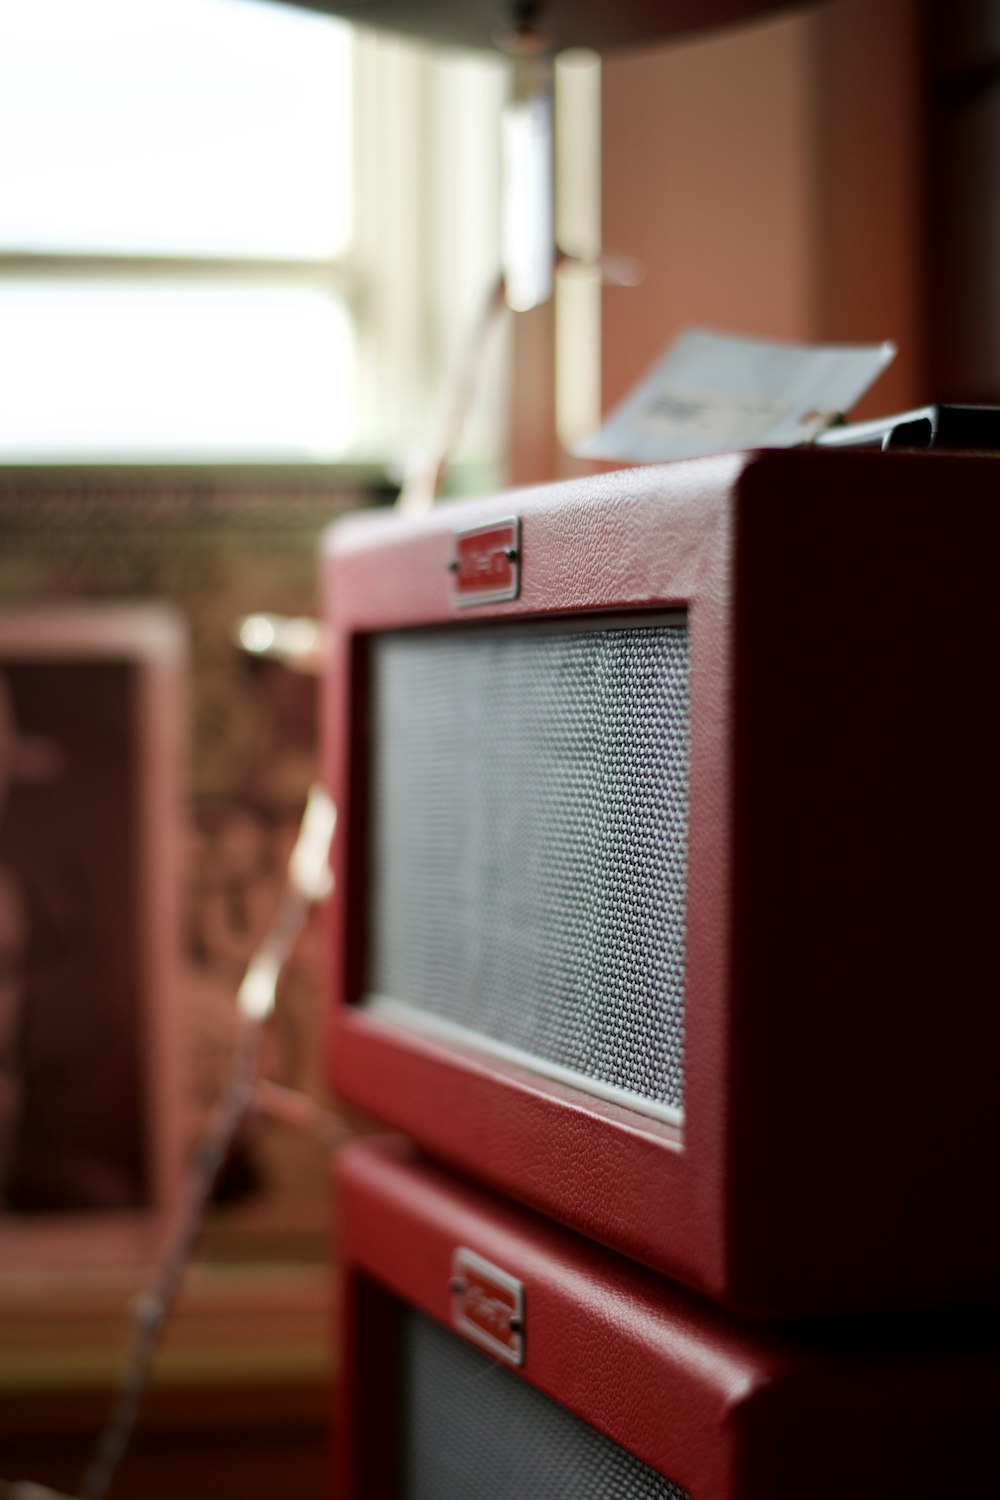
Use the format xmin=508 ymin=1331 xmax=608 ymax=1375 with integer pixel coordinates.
xmin=398 ymin=1309 xmax=689 ymax=1500
xmin=365 ymin=623 xmax=689 ymax=1114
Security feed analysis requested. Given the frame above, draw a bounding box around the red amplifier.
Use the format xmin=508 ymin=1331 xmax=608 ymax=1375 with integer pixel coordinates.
xmin=323 ymin=448 xmax=1000 ymax=1317
xmin=335 ymin=1136 xmax=1000 ymax=1500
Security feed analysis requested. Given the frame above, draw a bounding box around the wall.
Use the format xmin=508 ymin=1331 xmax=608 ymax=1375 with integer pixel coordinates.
xmin=925 ymin=0 xmax=1000 ymax=400
xmin=600 ymin=0 xmax=923 ymax=423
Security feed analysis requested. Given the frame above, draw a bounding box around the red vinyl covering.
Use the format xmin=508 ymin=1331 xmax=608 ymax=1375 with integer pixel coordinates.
xmin=335 ymin=1137 xmax=1000 ymax=1500
xmin=323 ymin=449 xmax=1000 ymax=1318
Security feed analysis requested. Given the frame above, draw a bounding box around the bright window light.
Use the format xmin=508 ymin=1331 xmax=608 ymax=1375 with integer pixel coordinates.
xmin=0 ymin=0 xmax=352 ymax=259
xmin=0 ymin=0 xmax=356 ymax=460
xmin=0 ymin=280 xmax=355 ymax=460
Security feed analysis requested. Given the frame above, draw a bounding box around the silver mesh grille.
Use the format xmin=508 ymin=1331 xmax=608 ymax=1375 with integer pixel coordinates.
xmin=398 ymin=1309 xmax=689 ymax=1500
xmin=365 ymin=622 xmax=689 ymax=1115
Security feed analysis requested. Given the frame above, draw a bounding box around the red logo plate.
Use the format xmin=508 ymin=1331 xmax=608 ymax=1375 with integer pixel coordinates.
xmin=450 ymin=518 xmax=521 ymax=607
xmin=451 ymin=1247 xmax=525 ymax=1365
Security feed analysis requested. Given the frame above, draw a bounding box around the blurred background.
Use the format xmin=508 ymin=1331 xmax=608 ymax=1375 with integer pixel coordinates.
xmin=0 ymin=0 xmax=995 ymax=1493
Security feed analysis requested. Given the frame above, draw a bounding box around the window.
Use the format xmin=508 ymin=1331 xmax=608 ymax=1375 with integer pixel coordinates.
xmin=0 ymin=0 xmax=507 ymax=468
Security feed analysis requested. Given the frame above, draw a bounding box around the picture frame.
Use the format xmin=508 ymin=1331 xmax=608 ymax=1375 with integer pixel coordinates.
xmin=0 ymin=604 xmax=185 ymax=1269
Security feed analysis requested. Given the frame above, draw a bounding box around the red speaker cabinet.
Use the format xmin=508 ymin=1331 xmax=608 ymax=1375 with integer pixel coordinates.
xmin=323 ymin=449 xmax=1000 ymax=1318
xmin=335 ymin=1136 xmax=1000 ymax=1500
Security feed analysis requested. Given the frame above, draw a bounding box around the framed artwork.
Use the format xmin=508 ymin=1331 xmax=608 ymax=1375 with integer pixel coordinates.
xmin=0 ymin=604 xmax=185 ymax=1267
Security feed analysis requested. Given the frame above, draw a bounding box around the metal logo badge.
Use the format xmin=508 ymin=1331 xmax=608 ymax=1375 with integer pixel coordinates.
xmin=449 ymin=517 xmax=521 ymax=607
xmin=451 ymin=1247 xmax=525 ymax=1365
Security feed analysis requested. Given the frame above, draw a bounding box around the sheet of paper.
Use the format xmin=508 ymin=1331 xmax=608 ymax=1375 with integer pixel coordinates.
xmin=576 ymin=328 xmax=896 ymax=462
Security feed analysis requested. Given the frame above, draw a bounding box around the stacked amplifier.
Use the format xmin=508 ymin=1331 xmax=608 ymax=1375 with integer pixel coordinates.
xmin=322 ymin=447 xmax=1000 ymax=1498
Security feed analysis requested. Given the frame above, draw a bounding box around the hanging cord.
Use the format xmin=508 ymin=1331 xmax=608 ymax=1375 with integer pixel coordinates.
xmin=396 ymin=246 xmax=642 ymax=517
xmin=0 ymin=785 xmax=341 ymax=1500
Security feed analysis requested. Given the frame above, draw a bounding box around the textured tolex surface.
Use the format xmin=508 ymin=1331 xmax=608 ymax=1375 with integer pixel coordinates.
xmin=327 ymin=449 xmax=1000 ymax=1318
